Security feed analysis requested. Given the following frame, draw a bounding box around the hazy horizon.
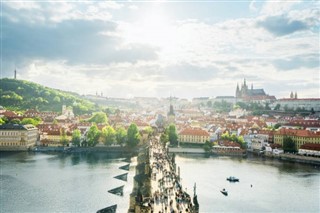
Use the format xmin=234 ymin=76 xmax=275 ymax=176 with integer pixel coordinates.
xmin=1 ymin=1 xmax=319 ymax=99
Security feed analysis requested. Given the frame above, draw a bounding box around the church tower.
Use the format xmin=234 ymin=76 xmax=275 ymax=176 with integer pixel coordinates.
xmin=236 ymin=83 xmax=240 ymax=98
xmin=241 ymin=78 xmax=248 ymax=97
xmin=167 ymin=96 xmax=175 ymax=124
xmin=290 ymin=91 xmax=294 ymax=99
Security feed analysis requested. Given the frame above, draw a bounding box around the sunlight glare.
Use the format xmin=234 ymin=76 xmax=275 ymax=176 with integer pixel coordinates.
xmin=121 ymin=6 xmax=177 ymax=49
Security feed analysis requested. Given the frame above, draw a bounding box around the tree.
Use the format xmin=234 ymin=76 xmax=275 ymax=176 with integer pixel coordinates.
xmin=274 ymin=123 xmax=281 ymax=130
xmin=87 ymin=124 xmax=100 ymax=147
xmin=237 ymin=136 xmax=247 ymax=149
xmin=21 ymin=118 xmax=41 ymax=126
xmin=160 ymin=132 xmax=168 ymax=143
xmin=0 ymin=118 xmax=5 ymax=125
xmin=221 ymin=131 xmax=246 ymax=149
xmin=274 ymin=104 xmax=281 ymax=110
xmin=71 ymin=129 xmax=81 ymax=147
xmin=127 ymin=123 xmax=140 ymax=148
xmin=9 ymin=118 xmax=21 ymax=124
xmin=207 ymin=101 xmax=212 ymax=108
xmin=144 ymin=126 xmax=154 ymax=138
xmin=101 ymin=125 xmax=116 ymax=146
xmin=203 ymin=141 xmax=213 ymax=153
xmin=53 ymin=119 xmax=58 ymax=125
xmin=88 ymin=112 xmax=108 ymax=124
xmin=265 ymin=103 xmax=271 ymax=110
xmin=60 ymin=128 xmax=69 ymax=146
xmin=167 ymin=124 xmax=178 ymax=146
xmin=283 ymin=136 xmax=296 ymax=153
xmin=221 ymin=131 xmax=231 ymax=140
xmin=116 ymin=127 xmax=127 ymax=147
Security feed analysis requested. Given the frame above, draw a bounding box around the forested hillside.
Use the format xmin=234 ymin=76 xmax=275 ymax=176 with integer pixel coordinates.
xmin=0 ymin=78 xmax=99 ymax=114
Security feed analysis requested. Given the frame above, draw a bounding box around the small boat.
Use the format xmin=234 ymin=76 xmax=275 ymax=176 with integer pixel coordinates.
xmin=220 ymin=188 xmax=228 ymax=196
xmin=226 ymin=176 xmax=239 ymax=182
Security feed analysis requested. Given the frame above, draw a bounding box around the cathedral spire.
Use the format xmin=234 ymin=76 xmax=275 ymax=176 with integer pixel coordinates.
xmin=236 ymin=83 xmax=240 ymax=98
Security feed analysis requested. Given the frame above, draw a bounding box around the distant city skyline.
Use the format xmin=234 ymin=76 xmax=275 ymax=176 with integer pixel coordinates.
xmin=1 ymin=1 xmax=319 ymax=99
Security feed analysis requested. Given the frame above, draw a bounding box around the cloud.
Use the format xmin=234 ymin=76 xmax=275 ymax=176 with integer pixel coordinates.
xmin=1 ymin=1 xmax=319 ymax=98
xmin=162 ymin=63 xmax=219 ymax=82
xmin=260 ymin=0 xmax=301 ymax=15
xmin=1 ymin=16 xmax=158 ymax=77
xmin=257 ymin=15 xmax=309 ymax=36
xmin=249 ymin=0 xmax=258 ymax=12
xmin=2 ymin=2 xmax=115 ymax=23
xmin=272 ymin=54 xmax=319 ymax=70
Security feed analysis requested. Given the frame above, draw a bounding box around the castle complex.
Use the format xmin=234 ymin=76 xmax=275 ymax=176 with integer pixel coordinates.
xmin=236 ymin=79 xmax=276 ymax=103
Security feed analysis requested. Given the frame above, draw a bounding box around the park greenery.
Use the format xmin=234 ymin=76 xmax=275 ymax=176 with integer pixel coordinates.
xmin=0 ymin=78 xmax=100 ymax=114
xmin=220 ymin=132 xmax=247 ymax=149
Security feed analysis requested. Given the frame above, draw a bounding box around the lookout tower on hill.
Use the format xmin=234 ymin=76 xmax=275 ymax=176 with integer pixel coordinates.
xmin=167 ymin=97 xmax=175 ymax=124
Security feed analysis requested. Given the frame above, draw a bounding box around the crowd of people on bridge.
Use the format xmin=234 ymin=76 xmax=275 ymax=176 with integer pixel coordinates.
xmin=149 ymin=139 xmax=196 ymax=213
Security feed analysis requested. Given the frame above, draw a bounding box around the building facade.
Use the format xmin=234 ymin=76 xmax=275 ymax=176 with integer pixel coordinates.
xmin=0 ymin=124 xmax=38 ymax=150
xmin=274 ymin=129 xmax=320 ymax=150
xmin=178 ymin=128 xmax=210 ymax=144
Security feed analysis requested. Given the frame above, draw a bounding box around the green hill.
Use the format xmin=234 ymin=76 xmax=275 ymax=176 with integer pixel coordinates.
xmin=0 ymin=78 xmax=100 ymax=114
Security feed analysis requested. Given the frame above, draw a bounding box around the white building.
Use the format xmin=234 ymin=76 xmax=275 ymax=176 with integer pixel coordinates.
xmin=0 ymin=124 xmax=38 ymax=151
xmin=273 ymin=98 xmax=320 ymax=111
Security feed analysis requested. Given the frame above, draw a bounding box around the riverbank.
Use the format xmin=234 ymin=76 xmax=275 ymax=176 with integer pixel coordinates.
xmin=169 ymin=147 xmax=320 ymax=166
xmin=264 ymin=152 xmax=320 ymax=166
xmin=26 ymin=146 xmax=138 ymax=154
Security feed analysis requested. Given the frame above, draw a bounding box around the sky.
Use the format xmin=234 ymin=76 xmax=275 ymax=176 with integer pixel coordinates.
xmin=0 ymin=0 xmax=319 ymax=99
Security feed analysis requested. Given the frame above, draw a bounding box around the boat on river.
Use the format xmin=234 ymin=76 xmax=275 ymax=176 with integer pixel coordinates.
xmin=220 ymin=188 xmax=228 ymax=196
xmin=226 ymin=176 xmax=239 ymax=182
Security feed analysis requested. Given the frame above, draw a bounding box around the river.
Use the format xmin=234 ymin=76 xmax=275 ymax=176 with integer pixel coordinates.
xmin=1 ymin=152 xmax=319 ymax=212
xmin=0 ymin=152 xmax=135 ymax=213
xmin=175 ymin=154 xmax=320 ymax=213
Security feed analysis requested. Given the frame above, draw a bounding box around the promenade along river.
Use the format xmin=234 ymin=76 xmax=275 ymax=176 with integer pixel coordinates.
xmin=1 ymin=152 xmax=319 ymax=212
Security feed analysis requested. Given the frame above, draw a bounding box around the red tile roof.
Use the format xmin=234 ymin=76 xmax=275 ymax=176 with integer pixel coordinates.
xmin=300 ymin=143 xmax=320 ymax=151
xmin=179 ymin=128 xmax=210 ymax=137
xmin=275 ymin=129 xmax=320 ymax=137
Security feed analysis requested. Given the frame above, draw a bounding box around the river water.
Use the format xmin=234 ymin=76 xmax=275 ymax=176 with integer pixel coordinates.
xmin=1 ymin=152 xmax=319 ymax=213
xmin=0 ymin=152 xmax=135 ymax=213
xmin=175 ymin=154 xmax=320 ymax=213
